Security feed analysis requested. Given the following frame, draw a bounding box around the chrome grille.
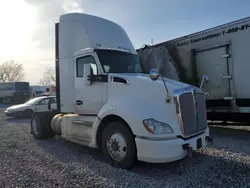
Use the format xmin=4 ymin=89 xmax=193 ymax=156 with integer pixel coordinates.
xmin=195 ymin=93 xmax=207 ymax=131
xmin=174 ymin=87 xmax=207 ymax=137
xmin=179 ymin=93 xmax=197 ymax=136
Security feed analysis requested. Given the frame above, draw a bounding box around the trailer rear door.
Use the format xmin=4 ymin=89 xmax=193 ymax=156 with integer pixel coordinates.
xmin=194 ymin=44 xmax=231 ymax=102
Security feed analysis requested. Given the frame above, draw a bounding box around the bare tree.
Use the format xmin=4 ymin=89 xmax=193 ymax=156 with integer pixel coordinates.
xmin=0 ymin=60 xmax=25 ymax=82
xmin=38 ymin=66 xmax=56 ymax=86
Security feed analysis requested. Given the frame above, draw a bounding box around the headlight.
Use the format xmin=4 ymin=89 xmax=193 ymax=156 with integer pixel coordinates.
xmin=142 ymin=118 xmax=173 ymax=134
xmin=7 ymin=108 xmax=15 ymax=112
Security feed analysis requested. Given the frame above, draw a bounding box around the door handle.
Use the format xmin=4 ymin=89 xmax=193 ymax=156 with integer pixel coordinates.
xmin=76 ymin=100 xmax=83 ymax=105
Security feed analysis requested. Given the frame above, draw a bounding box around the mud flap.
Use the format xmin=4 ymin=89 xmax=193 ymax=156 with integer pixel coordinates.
xmin=182 ymin=144 xmax=193 ymax=158
xmin=187 ymin=146 xmax=193 ymax=158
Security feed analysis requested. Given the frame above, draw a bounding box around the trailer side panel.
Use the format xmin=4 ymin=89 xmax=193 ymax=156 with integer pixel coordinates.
xmin=138 ymin=17 xmax=250 ymax=115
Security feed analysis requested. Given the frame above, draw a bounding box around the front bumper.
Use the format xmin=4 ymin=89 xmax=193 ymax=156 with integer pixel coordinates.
xmin=4 ymin=110 xmax=22 ymax=117
xmin=135 ymin=131 xmax=212 ymax=163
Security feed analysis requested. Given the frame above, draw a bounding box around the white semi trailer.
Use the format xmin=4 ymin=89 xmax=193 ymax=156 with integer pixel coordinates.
xmin=30 ymin=13 xmax=212 ymax=169
xmin=137 ymin=17 xmax=250 ymax=123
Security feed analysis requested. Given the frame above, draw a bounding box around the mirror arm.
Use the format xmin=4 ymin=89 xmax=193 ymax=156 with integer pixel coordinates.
xmin=150 ymin=68 xmax=171 ymax=103
xmin=200 ymin=74 xmax=209 ymax=90
xmin=160 ymin=74 xmax=171 ymax=103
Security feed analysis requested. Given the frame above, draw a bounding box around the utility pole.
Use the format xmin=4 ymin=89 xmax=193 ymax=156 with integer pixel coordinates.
xmin=151 ymin=38 xmax=153 ymax=45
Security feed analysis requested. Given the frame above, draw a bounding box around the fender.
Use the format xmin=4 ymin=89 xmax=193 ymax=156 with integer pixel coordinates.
xmin=95 ymin=97 xmax=180 ymax=139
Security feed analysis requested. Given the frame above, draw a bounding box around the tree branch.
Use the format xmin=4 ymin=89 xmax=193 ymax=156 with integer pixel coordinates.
xmin=0 ymin=60 xmax=25 ymax=82
xmin=38 ymin=66 xmax=56 ymax=86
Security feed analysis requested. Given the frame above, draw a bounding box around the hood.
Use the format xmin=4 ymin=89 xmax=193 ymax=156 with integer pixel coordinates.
xmin=107 ymin=73 xmax=195 ymax=137
xmin=110 ymin=73 xmax=202 ymax=95
xmin=7 ymin=103 xmax=30 ymax=111
xmin=106 ymin=73 xmax=205 ymax=138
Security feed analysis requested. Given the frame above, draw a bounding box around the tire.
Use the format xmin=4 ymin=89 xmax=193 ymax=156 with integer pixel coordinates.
xmin=23 ymin=109 xmax=33 ymax=118
xmin=101 ymin=121 xmax=136 ymax=169
xmin=30 ymin=112 xmax=55 ymax=140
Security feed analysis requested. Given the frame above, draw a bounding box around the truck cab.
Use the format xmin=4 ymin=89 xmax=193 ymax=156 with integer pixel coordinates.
xmin=30 ymin=13 xmax=212 ymax=169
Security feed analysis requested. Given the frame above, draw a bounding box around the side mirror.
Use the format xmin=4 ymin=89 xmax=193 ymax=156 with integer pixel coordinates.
xmin=84 ymin=63 xmax=92 ymax=85
xmin=200 ymin=74 xmax=209 ymax=89
xmin=149 ymin=68 xmax=160 ymax=81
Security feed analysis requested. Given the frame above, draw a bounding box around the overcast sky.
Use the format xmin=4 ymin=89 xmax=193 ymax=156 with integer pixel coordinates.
xmin=1 ymin=0 xmax=250 ymax=84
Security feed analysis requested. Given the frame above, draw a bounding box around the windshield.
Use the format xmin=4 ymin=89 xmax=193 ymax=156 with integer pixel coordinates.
xmin=25 ymin=97 xmax=45 ymax=105
xmin=95 ymin=49 xmax=143 ymax=74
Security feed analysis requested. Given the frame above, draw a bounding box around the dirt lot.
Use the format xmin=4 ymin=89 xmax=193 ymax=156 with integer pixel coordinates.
xmin=0 ymin=105 xmax=249 ymax=188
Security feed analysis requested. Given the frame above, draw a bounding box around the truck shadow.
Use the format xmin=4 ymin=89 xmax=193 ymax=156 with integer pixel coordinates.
xmin=34 ymin=133 xmax=250 ymax=187
xmin=209 ymin=126 xmax=250 ymax=156
xmin=35 ymin=136 xmax=101 ymax=160
xmin=209 ymin=126 xmax=250 ymax=139
xmin=131 ymin=152 xmax=250 ymax=187
xmin=5 ymin=117 xmax=30 ymax=124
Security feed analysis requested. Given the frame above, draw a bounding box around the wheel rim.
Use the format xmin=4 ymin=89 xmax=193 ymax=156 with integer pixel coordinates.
xmin=32 ymin=117 xmax=39 ymax=135
xmin=106 ymin=132 xmax=127 ymax=161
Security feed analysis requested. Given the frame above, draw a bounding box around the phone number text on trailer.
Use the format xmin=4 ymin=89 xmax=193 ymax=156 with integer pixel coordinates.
xmin=176 ymin=23 xmax=250 ymax=47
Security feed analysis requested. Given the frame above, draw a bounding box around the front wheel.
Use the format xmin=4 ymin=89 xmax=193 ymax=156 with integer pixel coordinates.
xmin=101 ymin=121 xmax=136 ymax=169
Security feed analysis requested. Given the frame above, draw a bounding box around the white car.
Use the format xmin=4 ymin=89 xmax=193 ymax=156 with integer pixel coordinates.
xmin=4 ymin=96 xmax=57 ymax=118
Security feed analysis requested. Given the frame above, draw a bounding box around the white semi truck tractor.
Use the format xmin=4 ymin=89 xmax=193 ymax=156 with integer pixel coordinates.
xmin=30 ymin=13 xmax=213 ymax=169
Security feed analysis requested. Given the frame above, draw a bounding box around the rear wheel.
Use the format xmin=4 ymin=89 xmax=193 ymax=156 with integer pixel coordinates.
xmin=30 ymin=112 xmax=55 ymax=140
xmin=101 ymin=121 xmax=136 ymax=169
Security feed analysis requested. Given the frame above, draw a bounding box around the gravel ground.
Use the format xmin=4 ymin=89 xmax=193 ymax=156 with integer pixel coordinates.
xmin=0 ymin=106 xmax=249 ymax=188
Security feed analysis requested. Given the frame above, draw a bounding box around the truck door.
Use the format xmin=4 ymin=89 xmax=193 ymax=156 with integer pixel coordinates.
xmin=194 ymin=44 xmax=232 ymax=105
xmin=74 ymin=53 xmax=107 ymax=115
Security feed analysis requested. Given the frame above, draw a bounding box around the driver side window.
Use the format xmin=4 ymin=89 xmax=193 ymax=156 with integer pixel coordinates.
xmin=51 ymin=98 xmax=57 ymax=104
xmin=39 ymin=98 xmax=50 ymax=105
xmin=76 ymin=56 xmax=98 ymax=77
